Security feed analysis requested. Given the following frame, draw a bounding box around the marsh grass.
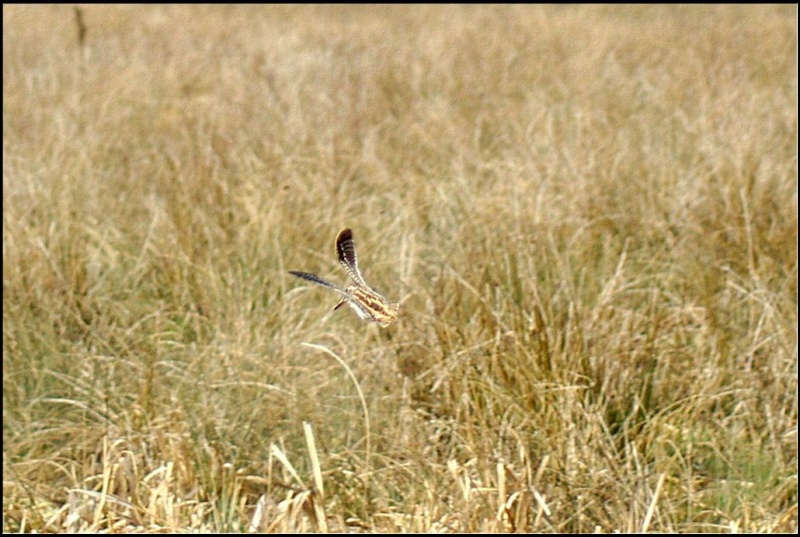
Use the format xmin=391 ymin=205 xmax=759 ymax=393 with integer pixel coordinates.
xmin=3 ymin=4 xmax=797 ymax=533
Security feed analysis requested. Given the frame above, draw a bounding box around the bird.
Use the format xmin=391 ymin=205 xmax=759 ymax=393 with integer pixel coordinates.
xmin=289 ymin=228 xmax=398 ymax=327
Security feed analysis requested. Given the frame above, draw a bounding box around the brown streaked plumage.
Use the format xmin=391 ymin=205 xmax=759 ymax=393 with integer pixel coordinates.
xmin=289 ymin=228 xmax=398 ymax=327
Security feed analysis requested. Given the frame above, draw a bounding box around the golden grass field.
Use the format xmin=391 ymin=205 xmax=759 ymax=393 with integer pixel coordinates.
xmin=3 ymin=5 xmax=797 ymax=533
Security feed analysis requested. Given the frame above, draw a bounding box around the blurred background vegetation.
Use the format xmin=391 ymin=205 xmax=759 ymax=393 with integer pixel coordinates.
xmin=3 ymin=5 xmax=797 ymax=532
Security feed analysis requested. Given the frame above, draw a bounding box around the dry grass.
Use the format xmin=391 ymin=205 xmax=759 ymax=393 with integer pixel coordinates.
xmin=3 ymin=5 xmax=797 ymax=533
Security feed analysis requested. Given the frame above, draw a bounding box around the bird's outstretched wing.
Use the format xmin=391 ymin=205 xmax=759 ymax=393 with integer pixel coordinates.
xmin=336 ymin=228 xmax=366 ymax=285
xmin=289 ymin=270 xmax=350 ymax=298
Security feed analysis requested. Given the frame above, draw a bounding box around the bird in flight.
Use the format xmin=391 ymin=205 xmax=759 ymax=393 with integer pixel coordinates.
xmin=289 ymin=228 xmax=398 ymax=327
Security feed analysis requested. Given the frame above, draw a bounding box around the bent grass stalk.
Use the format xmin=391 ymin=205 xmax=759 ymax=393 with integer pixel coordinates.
xmin=300 ymin=342 xmax=372 ymax=511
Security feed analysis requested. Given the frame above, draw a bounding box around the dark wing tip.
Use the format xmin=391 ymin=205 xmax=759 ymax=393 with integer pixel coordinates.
xmin=288 ymin=270 xmax=319 ymax=282
xmin=336 ymin=228 xmax=353 ymax=246
xmin=288 ymin=270 xmax=340 ymax=290
xmin=336 ymin=228 xmax=355 ymax=261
